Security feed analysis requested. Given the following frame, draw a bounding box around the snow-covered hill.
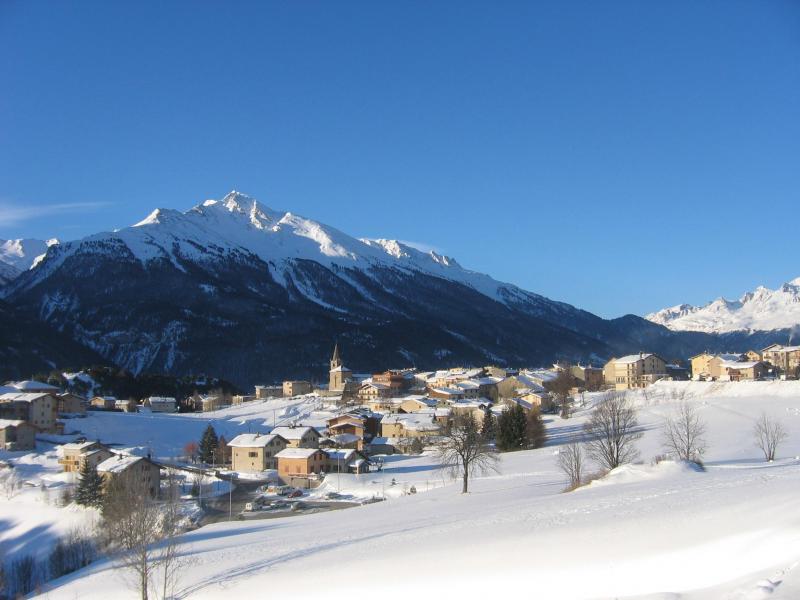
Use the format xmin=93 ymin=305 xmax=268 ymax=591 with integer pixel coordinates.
xmin=0 ymin=238 xmax=58 ymax=284
xmin=30 ymin=381 xmax=800 ymax=600
xmin=646 ymin=277 xmax=800 ymax=334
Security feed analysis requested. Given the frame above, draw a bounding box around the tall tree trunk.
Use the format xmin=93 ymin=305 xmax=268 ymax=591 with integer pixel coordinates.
xmin=462 ymin=471 xmax=469 ymax=494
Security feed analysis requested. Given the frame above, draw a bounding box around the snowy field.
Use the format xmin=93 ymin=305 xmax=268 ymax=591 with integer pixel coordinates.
xmin=8 ymin=381 xmax=800 ymax=599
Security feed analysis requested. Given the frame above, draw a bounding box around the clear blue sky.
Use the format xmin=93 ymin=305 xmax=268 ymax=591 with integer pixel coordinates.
xmin=1 ymin=1 xmax=799 ymax=318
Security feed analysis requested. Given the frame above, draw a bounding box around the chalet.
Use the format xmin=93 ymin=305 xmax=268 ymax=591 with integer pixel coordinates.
xmin=115 ymin=399 xmax=138 ymax=413
xmin=450 ymin=399 xmax=492 ymax=423
xmin=146 ymin=396 xmax=177 ymax=412
xmin=357 ymin=382 xmax=391 ymax=401
xmin=372 ymin=370 xmax=409 ymax=393
xmin=270 ymin=425 xmax=321 ymax=448
xmin=365 ymin=397 xmax=403 ymax=413
xmin=275 ymin=447 xmax=327 ymax=483
xmin=717 ymin=360 xmax=768 ymax=382
xmin=10 ymin=380 xmax=60 ymax=394
xmin=0 ymin=419 xmax=36 ymax=451
xmin=57 ymin=393 xmax=87 ymax=415
xmin=428 ymin=387 xmax=465 ymax=402
xmin=282 ymin=381 xmax=313 ymax=397
xmin=58 ymin=441 xmax=113 ymax=473
xmin=254 ymin=385 xmax=282 ymax=399
xmin=380 ymin=412 xmax=442 ymax=439
xmin=365 ymin=436 xmax=399 ymax=455
xmin=399 ymin=397 xmax=438 ymax=413
xmin=323 ymin=448 xmax=369 ymax=474
xmin=690 ymin=353 xmax=742 ymax=380
xmin=761 ymin=344 xmax=800 ymax=379
xmin=90 ymin=396 xmax=117 ymax=410
xmin=569 ymin=365 xmax=604 ymax=391
xmin=0 ymin=392 xmax=59 ymax=432
xmin=97 ymin=454 xmax=161 ymax=498
xmin=228 ymin=433 xmax=288 ymax=472
xmin=603 ymin=354 xmax=668 ymax=390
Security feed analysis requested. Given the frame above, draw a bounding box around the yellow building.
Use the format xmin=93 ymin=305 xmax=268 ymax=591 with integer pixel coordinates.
xmin=603 ymin=354 xmax=668 ymax=390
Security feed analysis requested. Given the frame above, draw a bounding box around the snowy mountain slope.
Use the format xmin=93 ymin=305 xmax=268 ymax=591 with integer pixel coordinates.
xmin=0 ymin=238 xmax=57 ymax=273
xmin=646 ymin=277 xmax=800 ymax=333
xmin=1 ymin=191 xmax=786 ymax=384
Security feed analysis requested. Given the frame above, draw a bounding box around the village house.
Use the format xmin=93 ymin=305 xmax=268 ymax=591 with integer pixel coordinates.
xmin=254 ymin=385 xmax=282 ymax=399
xmin=270 ymin=425 xmax=321 ymax=448
xmin=603 ymin=353 xmax=668 ymax=390
xmin=58 ymin=441 xmax=113 ymax=473
xmin=90 ymin=396 xmax=117 ymax=410
xmin=515 ymin=387 xmax=553 ymax=411
xmin=365 ymin=397 xmax=404 ymax=413
xmin=323 ymin=448 xmax=370 ymax=474
xmin=690 ymin=353 xmax=743 ymax=380
xmin=57 ymin=393 xmax=87 ymax=415
xmin=380 ymin=412 xmax=442 ymax=439
xmin=717 ymin=360 xmax=768 ymax=382
xmin=398 ymin=396 xmax=438 ymax=413
xmin=232 ymin=394 xmax=256 ymax=405
xmin=453 ymin=380 xmax=482 ymax=399
xmin=570 ymin=365 xmax=604 ymax=391
xmin=761 ymin=344 xmax=800 ymax=379
xmin=283 ymin=380 xmax=313 ymax=397
xmin=372 ymin=370 xmax=409 ymax=393
xmin=428 ymin=387 xmax=465 ymax=402
xmin=97 ymin=454 xmax=161 ymax=498
xmin=228 ymin=433 xmax=288 ymax=472
xmin=0 ymin=392 xmax=59 ymax=432
xmin=0 ymin=419 xmax=36 ymax=451
xmin=365 ymin=436 xmax=399 ymax=455
xmin=744 ymin=350 xmax=762 ymax=362
xmin=357 ymin=381 xmax=392 ymax=402
xmin=10 ymin=380 xmax=60 ymax=394
xmin=146 ymin=396 xmax=177 ymax=412
xmin=473 ymin=376 xmax=503 ymax=401
xmin=450 ymin=399 xmax=492 ymax=423
xmin=275 ymin=447 xmax=327 ymax=484
xmin=115 ymin=398 xmax=138 ymax=413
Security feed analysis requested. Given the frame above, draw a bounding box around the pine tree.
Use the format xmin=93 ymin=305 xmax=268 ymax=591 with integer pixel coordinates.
xmin=481 ymin=408 xmax=496 ymax=441
xmin=497 ymin=403 xmax=527 ymax=451
xmin=74 ymin=460 xmax=104 ymax=508
xmin=199 ymin=424 xmax=219 ymax=464
xmin=526 ymin=408 xmax=547 ymax=449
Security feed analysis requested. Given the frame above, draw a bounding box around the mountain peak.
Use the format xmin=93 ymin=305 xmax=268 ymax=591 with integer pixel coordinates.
xmin=646 ymin=277 xmax=800 ymax=333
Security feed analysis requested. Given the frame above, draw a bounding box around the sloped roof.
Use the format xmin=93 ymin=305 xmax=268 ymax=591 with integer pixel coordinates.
xmin=228 ymin=433 xmax=284 ymax=448
xmin=275 ymin=447 xmax=322 ymax=459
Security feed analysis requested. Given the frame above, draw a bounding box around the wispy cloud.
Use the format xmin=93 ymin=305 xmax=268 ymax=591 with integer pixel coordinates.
xmin=399 ymin=240 xmax=443 ymax=254
xmin=0 ymin=200 xmax=111 ymax=227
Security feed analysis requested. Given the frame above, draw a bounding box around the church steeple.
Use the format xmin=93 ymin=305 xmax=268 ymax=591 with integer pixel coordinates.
xmin=331 ymin=342 xmax=342 ymax=370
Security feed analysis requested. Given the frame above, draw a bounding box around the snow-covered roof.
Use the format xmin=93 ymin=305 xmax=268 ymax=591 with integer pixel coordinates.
xmin=323 ymin=449 xmax=356 ymax=461
xmin=61 ymin=441 xmax=99 ymax=452
xmin=330 ymin=366 xmax=352 ymax=373
xmin=0 ymin=419 xmax=26 ymax=428
xmin=147 ymin=396 xmax=176 ymax=403
xmin=613 ymin=354 xmax=654 ymax=364
xmin=720 ymin=360 xmax=761 ymax=369
xmin=381 ymin=413 xmax=441 ymax=432
xmin=270 ymin=426 xmax=319 ymax=440
xmin=228 ymin=433 xmax=283 ymax=448
xmin=0 ymin=392 xmax=52 ymax=403
xmin=10 ymin=380 xmax=59 ymax=391
xmin=275 ymin=447 xmax=322 ymax=459
xmin=431 ymin=387 xmax=463 ymax=396
xmin=97 ymin=455 xmax=145 ymax=474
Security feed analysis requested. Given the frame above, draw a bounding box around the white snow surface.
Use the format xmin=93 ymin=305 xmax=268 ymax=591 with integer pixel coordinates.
xmin=0 ymin=238 xmax=58 ymax=282
xmin=27 ymin=380 xmax=800 ymax=599
xmin=646 ymin=277 xmax=800 ymax=333
xmin=11 ymin=191 xmax=560 ymax=310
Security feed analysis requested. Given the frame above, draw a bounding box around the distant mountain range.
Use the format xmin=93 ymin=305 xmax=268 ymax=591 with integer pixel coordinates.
xmin=646 ymin=278 xmax=800 ymax=335
xmin=0 ymin=238 xmax=58 ymax=284
xmin=1 ymin=191 xmax=794 ymax=386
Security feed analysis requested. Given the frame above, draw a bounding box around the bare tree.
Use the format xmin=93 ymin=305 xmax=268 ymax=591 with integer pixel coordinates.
xmin=547 ymin=368 xmax=575 ymax=419
xmin=156 ymin=469 xmax=184 ymax=600
xmin=557 ymin=442 xmax=584 ymax=490
xmin=584 ymin=392 xmax=642 ymax=470
xmin=102 ymin=477 xmax=162 ymax=600
xmin=663 ymin=402 xmax=707 ymax=463
xmin=1 ymin=469 xmax=20 ymax=500
xmin=753 ymin=413 xmax=787 ymax=462
xmin=437 ymin=413 xmax=499 ymax=493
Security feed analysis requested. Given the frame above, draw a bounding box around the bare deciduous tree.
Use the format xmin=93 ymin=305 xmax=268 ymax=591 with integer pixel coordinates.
xmin=1 ymin=469 xmax=20 ymax=500
xmin=663 ymin=402 xmax=707 ymax=463
xmin=557 ymin=442 xmax=584 ymax=490
xmin=584 ymin=392 xmax=642 ymax=470
xmin=547 ymin=367 xmax=575 ymax=419
xmin=102 ymin=478 xmax=163 ymax=600
xmin=157 ymin=469 xmax=184 ymax=600
xmin=437 ymin=414 xmax=499 ymax=493
xmin=753 ymin=413 xmax=787 ymax=462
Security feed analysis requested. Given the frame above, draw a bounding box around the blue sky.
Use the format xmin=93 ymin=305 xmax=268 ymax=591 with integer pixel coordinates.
xmin=1 ymin=1 xmax=799 ymax=318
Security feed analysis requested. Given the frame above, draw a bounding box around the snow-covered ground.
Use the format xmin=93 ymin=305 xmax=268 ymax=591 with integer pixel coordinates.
xmin=14 ymin=381 xmax=800 ymax=598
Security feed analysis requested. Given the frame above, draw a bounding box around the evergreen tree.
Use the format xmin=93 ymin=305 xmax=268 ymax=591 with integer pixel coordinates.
xmin=480 ymin=408 xmax=496 ymax=441
xmin=497 ymin=403 xmax=528 ymax=451
xmin=526 ymin=408 xmax=547 ymax=449
xmin=199 ymin=424 xmax=219 ymax=464
xmin=74 ymin=460 xmax=104 ymax=508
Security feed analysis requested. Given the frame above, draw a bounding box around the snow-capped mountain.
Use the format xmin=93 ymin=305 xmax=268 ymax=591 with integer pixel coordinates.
xmin=646 ymin=278 xmax=800 ymax=334
xmin=1 ymin=191 xmax=780 ymax=385
xmin=0 ymin=238 xmax=58 ymax=284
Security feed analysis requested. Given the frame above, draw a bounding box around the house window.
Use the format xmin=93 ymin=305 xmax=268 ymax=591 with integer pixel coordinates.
xmin=248 ymin=451 xmax=258 ymax=458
